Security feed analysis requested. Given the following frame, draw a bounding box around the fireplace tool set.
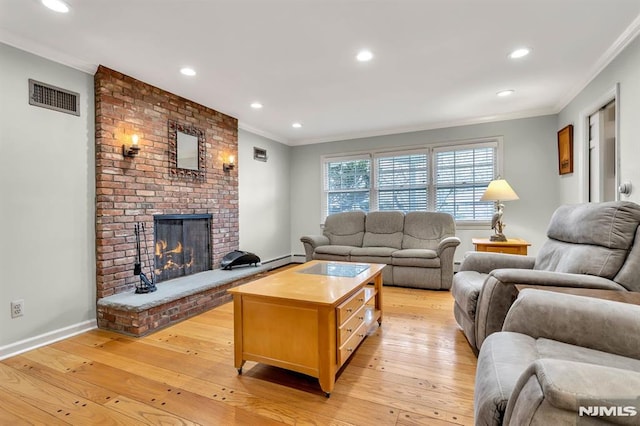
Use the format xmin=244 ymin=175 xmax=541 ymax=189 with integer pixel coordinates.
xmin=134 ymin=222 xmax=157 ymax=294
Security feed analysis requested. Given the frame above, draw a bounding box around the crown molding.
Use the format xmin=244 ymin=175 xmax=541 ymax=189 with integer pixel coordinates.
xmin=554 ymin=13 xmax=640 ymax=112
xmin=0 ymin=29 xmax=97 ymax=74
xmin=238 ymin=122 xmax=289 ymax=145
xmin=287 ymin=108 xmax=556 ymax=146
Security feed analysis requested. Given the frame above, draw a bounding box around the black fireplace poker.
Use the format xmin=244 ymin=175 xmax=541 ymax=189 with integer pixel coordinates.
xmin=134 ymin=222 xmax=157 ymax=294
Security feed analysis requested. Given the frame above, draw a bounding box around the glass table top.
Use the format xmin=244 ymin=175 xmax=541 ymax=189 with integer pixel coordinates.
xmin=297 ymin=262 xmax=370 ymax=278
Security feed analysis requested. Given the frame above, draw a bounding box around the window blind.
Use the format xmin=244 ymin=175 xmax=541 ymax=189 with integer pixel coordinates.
xmin=322 ymin=155 xmax=371 ymax=217
xmin=434 ymin=144 xmax=496 ymax=221
xmin=375 ymin=152 xmax=428 ymax=212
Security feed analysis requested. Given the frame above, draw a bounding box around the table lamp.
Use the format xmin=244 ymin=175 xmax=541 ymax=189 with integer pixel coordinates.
xmin=480 ymin=178 xmax=519 ymax=241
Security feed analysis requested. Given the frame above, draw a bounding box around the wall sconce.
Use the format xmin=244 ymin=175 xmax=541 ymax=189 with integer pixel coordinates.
xmin=123 ymin=134 xmax=141 ymax=158
xmin=223 ymin=155 xmax=235 ymax=172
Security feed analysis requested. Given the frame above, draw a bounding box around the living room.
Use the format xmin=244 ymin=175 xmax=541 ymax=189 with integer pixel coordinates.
xmin=2 ymin=1 xmax=640 ymax=424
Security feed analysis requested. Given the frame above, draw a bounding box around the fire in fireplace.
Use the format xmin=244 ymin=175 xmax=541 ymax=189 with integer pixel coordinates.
xmin=153 ymin=214 xmax=212 ymax=282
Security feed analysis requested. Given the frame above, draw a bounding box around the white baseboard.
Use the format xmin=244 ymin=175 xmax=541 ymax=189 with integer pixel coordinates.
xmin=291 ymin=254 xmax=307 ymax=263
xmin=0 ymin=319 xmax=97 ymax=361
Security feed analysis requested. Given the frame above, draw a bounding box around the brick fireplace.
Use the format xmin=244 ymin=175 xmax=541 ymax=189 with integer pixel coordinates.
xmin=95 ymin=66 xmax=239 ymax=335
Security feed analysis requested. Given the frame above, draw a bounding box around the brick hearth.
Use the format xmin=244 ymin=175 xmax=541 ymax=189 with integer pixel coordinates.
xmin=97 ymin=260 xmax=291 ymax=336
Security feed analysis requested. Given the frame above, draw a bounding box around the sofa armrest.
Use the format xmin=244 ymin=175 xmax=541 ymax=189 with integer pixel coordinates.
xmin=503 ymin=289 xmax=640 ymax=358
xmin=436 ymin=236 xmax=461 ymax=290
xmin=459 ymin=252 xmax=535 ymax=274
xmin=436 ymin=236 xmax=461 ymax=256
xmin=473 ymin=269 xmax=626 ymax=350
xmin=300 ymin=235 xmax=330 ymax=261
xmin=505 ymin=359 xmax=640 ymax=426
xmin=491 ymin=269 xmax=626 ymax=290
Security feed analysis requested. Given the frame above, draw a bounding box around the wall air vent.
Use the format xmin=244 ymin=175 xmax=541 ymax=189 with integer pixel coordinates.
xmin=253 ymin=147 xmax=268 ymax=162
xmin=29 ymin=79 xmax=80 ymax=116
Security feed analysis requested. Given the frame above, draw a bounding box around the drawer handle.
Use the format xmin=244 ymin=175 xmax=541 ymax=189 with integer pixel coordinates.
xmin=358 ymin=333 xmax=365 ymax=338
xmin=346 ymin=328 xmax=353 ymax=333
xmin=358 ymin=298 xmax=364 ymax=302
xmin=346 ymin=308 xmax=353 ymax=313
xmin=346 ymin=348 xmax=353 ymax=352
xmin=358 ymin=316 xmax=364 ymax=320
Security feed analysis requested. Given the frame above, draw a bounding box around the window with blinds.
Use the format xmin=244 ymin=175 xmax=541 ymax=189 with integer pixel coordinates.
xmin=321 ymin=139 xmax=499 ymax=222
xmin=434 ymin=144 xmax=496 ymax=221
xmin=323 ymin=156 xmax=371 ymax=216
xmin=375 ymin=152 xmax=428 ymax=212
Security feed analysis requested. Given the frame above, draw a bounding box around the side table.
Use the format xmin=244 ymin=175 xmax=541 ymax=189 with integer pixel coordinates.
xmin=472 ymin=238 xmax=530 ymax=255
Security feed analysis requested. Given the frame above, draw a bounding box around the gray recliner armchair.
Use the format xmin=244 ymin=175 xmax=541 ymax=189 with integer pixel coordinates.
xmin=452 ymin=201 xmax=640 ymax=352
xmin=475 ymin=289 xmax=640 ymax=425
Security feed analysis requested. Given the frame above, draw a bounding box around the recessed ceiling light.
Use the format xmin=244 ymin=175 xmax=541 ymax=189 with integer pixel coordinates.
xmin=250 ymin=102 xmax=263 ymax=109
xmin=292 ymin=122 xmax=303 ymax=128
xmin=497 ymin=89 xmax=515 ymax=97
xmin=509 ymin=48 xmax=530 ymax=59
xmin=356 ymin=50 xmax=374 ymax=62
xmin=180 ymin=67 xmax=196 ymax=76
xmin=41 ymin=0 xmax=69 ymax=13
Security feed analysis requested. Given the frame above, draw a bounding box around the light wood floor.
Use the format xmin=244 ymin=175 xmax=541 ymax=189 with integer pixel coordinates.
xmin=0 ymin=284 xmax=477 ymax=425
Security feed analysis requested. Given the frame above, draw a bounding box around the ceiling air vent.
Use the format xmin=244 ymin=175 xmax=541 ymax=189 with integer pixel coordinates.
xmin=29 ymin=79 xmax=80 ymax=116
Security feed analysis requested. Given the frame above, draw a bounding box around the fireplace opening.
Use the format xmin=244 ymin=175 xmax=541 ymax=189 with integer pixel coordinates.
xmin=154 ymin=214 xmax=212 ymax=282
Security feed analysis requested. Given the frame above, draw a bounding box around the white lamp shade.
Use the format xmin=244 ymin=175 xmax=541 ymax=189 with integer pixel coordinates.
xmin=480 ymin=179 xmax=519 ymax=201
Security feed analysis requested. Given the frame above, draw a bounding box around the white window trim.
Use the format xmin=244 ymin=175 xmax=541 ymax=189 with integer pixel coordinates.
xmin=320 ymin=137 xmax=504 ymax=224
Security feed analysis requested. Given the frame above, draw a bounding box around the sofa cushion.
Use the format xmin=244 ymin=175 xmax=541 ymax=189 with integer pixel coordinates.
xmin=535 ymin=201 xmax=640 ymax=278
xmin=362 ymin=211 xmax=404 ymax=249
xmin=314 ymin=245 xmax=354 ymax=257
xmin=402 ymin=211 xmax=455 ymax=250
xmin=546 ymin=201 xmax=640 ymax=249
xmin=323 ymin=211 xmax=366 ymax=247
xmin=350 ymin=246 xmax=395 ymax=265
xmin=534 ymin=240 xmax=628 ymax=279
xmin=350 ymin=247 xmax=396 ymax=257
xmin=391 ymin=249 xmax=440 ymax=267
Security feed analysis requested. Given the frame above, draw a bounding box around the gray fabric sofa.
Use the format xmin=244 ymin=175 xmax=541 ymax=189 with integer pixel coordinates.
xmin=475 ymin=289 xmax=640 ymax=425
xmin=300 ymin=210 xmax=460 ymax=289
xmin=452 ymin=201 xmax=640 ymax=352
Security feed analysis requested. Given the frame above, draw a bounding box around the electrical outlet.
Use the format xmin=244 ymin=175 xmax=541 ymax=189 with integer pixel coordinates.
xmin=11 ymin=300 xmax=24 ymax=318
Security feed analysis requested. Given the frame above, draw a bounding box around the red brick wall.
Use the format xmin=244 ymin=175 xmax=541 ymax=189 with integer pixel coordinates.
xmin=95 ymin=66 xmax=238 ymax=299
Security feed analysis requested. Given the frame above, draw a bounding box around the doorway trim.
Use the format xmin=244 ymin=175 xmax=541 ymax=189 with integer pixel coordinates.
xmin=577 ymin=83 xmax=620 ymax=202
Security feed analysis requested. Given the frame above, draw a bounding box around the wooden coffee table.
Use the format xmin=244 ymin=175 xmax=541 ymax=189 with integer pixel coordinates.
xmin=227 ymin=260 xmax=385 ymax=396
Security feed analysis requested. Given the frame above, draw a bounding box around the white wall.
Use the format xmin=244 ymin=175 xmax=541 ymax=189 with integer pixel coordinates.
xmin=558 ymin=35 xmax=640 ymax=204
xmin=290 ymin=115 xmax=560 ymax=262
xmin=0 ymin=43 xmax=95 ymax=355
xmin=238 ymin=129 xmax=291 ymax=262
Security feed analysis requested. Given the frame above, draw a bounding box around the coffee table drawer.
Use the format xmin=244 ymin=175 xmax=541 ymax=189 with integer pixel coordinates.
xmin=337 ymin=288 xmax=366 ymax=324
xmin=338 ymin=321 xmax=368 ymax=366
xmin=338 ymin=305 xmax=366 ymax=346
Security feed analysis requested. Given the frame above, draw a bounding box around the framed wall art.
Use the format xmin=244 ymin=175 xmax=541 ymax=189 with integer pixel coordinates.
xmin=557 ymin=124 xmax=573 ymax=175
